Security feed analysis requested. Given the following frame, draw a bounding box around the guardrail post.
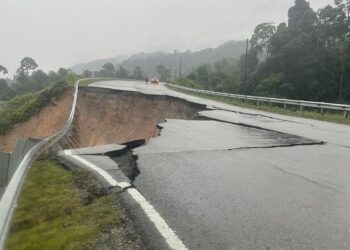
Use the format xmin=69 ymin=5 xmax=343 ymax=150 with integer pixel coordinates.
xmin=167 ymin=83 xmax=350 ymax=120
xmin=283 ymin=103 xmax=287 ymax=111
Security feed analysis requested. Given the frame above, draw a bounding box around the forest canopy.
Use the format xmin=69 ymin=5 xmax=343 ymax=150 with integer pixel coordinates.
xmin=181 ymin=0 xmax=350 ymax=103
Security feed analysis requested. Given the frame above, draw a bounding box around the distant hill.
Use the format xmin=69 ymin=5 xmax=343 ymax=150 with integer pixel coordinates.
xmin=70 ymin=54 xmax=128 ymax=74
xmin=69 ymin=40 xmax=246 ymax=76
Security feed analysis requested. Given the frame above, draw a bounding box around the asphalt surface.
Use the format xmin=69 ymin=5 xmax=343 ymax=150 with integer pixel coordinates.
xmin=91 ymin=80 xmax=350 ymax=148
xmin=89 ymin=80 xmax=350 ymax=249
xmin=137 ymin=119 xmax=320 ymax=154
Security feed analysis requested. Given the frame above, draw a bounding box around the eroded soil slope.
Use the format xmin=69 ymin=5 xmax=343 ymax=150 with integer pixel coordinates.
xmin=0 ymin=89 xmax=73 ymax=152
xmin=75 ymin=88 xmax=205 ymax=147
xmin=0 ymin=87 xmax=205 ymax=152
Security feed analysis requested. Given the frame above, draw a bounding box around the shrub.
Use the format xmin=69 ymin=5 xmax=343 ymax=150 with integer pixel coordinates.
xmin=173 ymin=77 xmax=202 ymax=89
xmin=0 ymin=81 xmax=69 ymax=135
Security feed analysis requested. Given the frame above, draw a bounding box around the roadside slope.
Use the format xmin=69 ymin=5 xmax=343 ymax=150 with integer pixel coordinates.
xmin=0 ymin=88 xmax=73 ymax=152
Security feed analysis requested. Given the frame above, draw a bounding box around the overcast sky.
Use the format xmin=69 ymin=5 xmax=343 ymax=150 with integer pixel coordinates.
xmin=1 ymin=0 xmax=333 ymax=75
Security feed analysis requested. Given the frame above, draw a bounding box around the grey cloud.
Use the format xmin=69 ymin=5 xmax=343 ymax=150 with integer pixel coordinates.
xmin=0 ymin=0 xmax=333 ymax=75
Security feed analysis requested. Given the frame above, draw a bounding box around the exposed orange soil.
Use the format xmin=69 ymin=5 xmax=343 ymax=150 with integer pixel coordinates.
xmin=75 ymin=89 xmax=204 ymax=147
xmin=0 ymin=87 xmax=204 ymax=152
xmin=0 ymin=89 xmax=73 ymax=152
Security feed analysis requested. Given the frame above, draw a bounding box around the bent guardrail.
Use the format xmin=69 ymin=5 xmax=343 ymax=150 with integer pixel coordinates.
xmin=0 ymin=79 xmax=84 ymax=249
xmin=168 ymin=84 xmax=350 ymax=118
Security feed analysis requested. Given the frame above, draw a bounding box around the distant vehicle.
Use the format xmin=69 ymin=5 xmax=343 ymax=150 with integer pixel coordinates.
xmin=150 ymin=78 xmax=159 ymax=85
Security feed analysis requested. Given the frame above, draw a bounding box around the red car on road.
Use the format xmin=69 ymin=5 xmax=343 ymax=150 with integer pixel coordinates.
xmin=150 ymin=78 xmax=159 ymax=85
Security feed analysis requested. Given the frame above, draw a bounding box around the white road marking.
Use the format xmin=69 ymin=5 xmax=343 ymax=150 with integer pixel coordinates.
xmin=127 ymin=188 xmax=187 ymax=250
xmin=63 ymin=150 xmax=130 ymax=189
xmin=62 ymin=149 xmax=187 ymax=249
xmin=64 ymin=149 xmax=72 ymax=155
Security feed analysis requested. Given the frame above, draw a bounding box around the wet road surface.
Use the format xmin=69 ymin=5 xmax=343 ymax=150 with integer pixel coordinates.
xmin=89 ymin=80 xmax=350 ymax=249
xmin=133 ymin=120 xmax=350 ymax=249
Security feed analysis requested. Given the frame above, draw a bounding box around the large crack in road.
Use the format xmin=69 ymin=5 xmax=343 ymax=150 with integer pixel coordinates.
xmin=57 ymin=84 xmax=350 ymax=250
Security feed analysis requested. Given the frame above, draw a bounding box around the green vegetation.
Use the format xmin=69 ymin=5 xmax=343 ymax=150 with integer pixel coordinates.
xmin=78 ymin=78 xmax=118 ymax=87
xmin=175 ymin=0 xmax=350 ymax=104
xmin=168 ymin=85 xmax=350 ymax=125
xmin=71 ymin=41 xmax=246 ymax=77
xmin=183 ymin=58 xmax=240 ymax=93
xmin=245 ymin=0 xmax=350 ymax=103
xmin=0 ymin=101 xmax=6 ymax=109
xmin=5 ymin=160 xmax=120 ymax=250
xmin=90 ymin=63 xmax=146 ymax=81
xmin=173 ymin=77 xmax=202 ymax=89
xmin=0 ymin=81 xmax=69 ymax=135
xmin=0 ymin=58 xmax=79 ymax=102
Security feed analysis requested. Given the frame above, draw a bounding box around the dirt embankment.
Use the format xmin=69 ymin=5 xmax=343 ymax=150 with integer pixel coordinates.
xmin=0 ymin=89 xmax=73 ymax=152
xmin=75 ymin=88 xmax=204 ymax=148
xmin=0 ymin=87 xmax=204 ymax=152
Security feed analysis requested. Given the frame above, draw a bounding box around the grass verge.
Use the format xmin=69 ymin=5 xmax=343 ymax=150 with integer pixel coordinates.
xmin=78 ymin=78 xmax=118 ymax=87
xmin=5 ymin=160 xmax=139 ymax=250
xmin=168 ymin=85 xmax=350 ymax=125
xmin=0 ymin=101 xmax=6 ymax=110
xmin=0 ymin=81 xmax=69 ymax=135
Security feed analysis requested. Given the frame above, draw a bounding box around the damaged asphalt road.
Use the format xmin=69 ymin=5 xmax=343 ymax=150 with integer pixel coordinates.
xmin=59 ymin=80 xmax=350 ymax=250
xmin=133 ymin=118 xmax=350 ymax=250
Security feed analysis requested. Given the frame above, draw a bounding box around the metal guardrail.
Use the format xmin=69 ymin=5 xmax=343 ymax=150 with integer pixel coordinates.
xmin=168 ymin=84 xmax=350 ymax=118
xmin=0 ymin=79 xmax=85 ymax=249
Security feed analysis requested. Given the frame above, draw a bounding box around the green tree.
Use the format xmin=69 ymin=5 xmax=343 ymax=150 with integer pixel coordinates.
xmin=116 ymin=66 xmax=129 ymax=78
xmin=334 ymin=0 xmax=350 ymax=25
xmin=58 ymin=68 xmax=69 ymax=80
xmin=156 ymin=65 xmax=170 ymax=82
xmin=288 ymin=0 xmax=318 ymax=32
xmin=102 ymin=63 xmax=116 ymax=77
xmin=243 ymin=0 xmax=350 ymax=102
xmin=15 ymin=57 xmax=38 ymax=84
xmin=318 ymin=4 xmax=347 ymax=47
xmin=19 ymin=57 xmax=38 ymax=73
xmin=0 ymin=79 xmax=16 ymax=101
xmin=0 ymin=65 xmax=8 ymax=97
xmin=82 ymin=69 xmax=92 ymax=78
xmin=0 ymin=65 xmax=8 ymax=75
xmin=48 ymin=71 xmax=59 ymax=82
xmin=184 ymin=59 xmax=240 ymax=93
xmin=239 ymin=48 xmax=259 ymax=93
xmin=133 ymin=66 xmax=144 ymax=80
xmin=0 ymin=79 xmax=8 ymax=93
xmin=211 ymin=59 xmax=240 ymax=92
xmin=251 ymin=22 xmax=277 ymax=56
xmin=31 ymin=70 xmax=49 ymax=89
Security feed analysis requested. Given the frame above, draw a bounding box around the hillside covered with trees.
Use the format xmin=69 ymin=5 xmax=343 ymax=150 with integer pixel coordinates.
xmin=179 ymin=0 xmax=350 ymax=103
xmin=70 ymin=40 xmax=246 ymax=77
xmin=0 ymin=57 xmax=77 ymax=101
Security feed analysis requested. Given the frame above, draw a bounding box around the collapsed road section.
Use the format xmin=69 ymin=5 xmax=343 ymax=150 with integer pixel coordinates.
xmin=4 ymin=80 xmax=350 ymax=249
xmin=72 ymin=87 xmax=206 ymax=147
xmin=55 ymin=81 xmax=350 ymax=250
xmin=57 ymin=143 xmax=188 ymax=250
xmin=0 ymin=86 xmax=205 ymax=153
xmin=131 ymin=118 xmax=350 ymax=250
xmin=56 ymin=119 xmax=325 ymax=250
